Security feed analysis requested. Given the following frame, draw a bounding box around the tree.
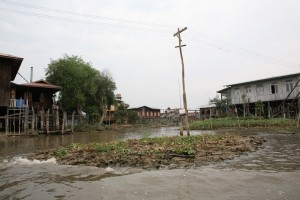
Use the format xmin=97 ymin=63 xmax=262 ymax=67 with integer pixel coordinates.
xmin=114 ymin=102 xmax=129 ymax=123
xmin=86 ymin=70 xmax=116 ymax=128
xmin=113 ymin=102 xmax=138 ymax=124
xmin=255 ymin=100 xmax=264 ymax=117
xmin=45 ymin=54 xmax=116 ymax=125
xmin=209 ymin=95 xmax=229 ymax=117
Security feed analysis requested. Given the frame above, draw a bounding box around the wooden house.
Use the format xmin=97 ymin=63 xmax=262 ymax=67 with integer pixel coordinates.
xmin=129 ymin=106 xmax=161 ymax=119
xmin=217 ymin=73 xmax=300 ymax=118
xmin=0 ymin=53 xmax=72 ymax=135
xmin=10 ymin=80 xmax=61 ymax=110
xmin=199 ymin=105 xmax=218 ymax=119
xmin=0 ymin=53 xmax=23 ymax=130
xmin=0 ymin=53 xmax=23 ymax=108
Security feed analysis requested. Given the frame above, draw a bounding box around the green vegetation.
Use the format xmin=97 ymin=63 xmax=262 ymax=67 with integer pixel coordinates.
xmin=52 ymin=135 xmax=220 ymax=159
xmin=45 ymin=54 xmax=116 ymax=126
xmin=53 ymin=148 xmax=67 ymax=158
xmin=114 ymin=102 xmax=139 ymax=124
xmin=209 ymin=95 xmax=230 ymax=117
xmin=190 ymin=117 xmax=297 ymax=130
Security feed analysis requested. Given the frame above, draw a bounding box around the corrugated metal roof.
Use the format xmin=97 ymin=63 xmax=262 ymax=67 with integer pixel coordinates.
xmin=217 ymin=72 xmax=300 ymax=93
xmin=225 ymin=73 xmax=300 ymax=87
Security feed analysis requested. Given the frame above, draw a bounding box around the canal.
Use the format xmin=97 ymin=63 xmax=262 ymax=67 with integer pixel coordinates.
xmin=0 ymin=127 xmax=299 ymax=199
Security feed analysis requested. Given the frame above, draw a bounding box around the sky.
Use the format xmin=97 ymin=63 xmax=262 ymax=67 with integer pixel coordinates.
xmin=1 ymin=0 xmax=299 ymax=110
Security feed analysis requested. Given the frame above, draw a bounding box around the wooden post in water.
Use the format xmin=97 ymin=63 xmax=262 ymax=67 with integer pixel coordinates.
xmin=297 ymin=97 xmax=300 ymax=128
xmin=5 ymin=108 xmax=9 ymax=135
xmin=31 ymin=108 xmax=35 ymax=134
xmin=62 ymin=111 xmax=67 ymax=134
xmin=40 ymin=110 xmax=44 ymax=133
xmin=56 ymin=109 xmax=59 ymax=131
xmin=24 ymin=107 xmax=29 ymax=134
xmin=71 ymin=111 xmax=75 ymax=133
xmin=46 ymin=109 xmax=50 ymax=135
xmin=19 ymin=102 xmax=21 ymax=134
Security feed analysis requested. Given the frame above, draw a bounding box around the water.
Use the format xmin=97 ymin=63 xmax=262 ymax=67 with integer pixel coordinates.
xmin=0 ymin=127 xmax=299 ymax=200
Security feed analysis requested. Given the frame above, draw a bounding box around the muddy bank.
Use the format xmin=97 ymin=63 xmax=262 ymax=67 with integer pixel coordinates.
xmin=28 ymin=135 xmax=265 ymax=170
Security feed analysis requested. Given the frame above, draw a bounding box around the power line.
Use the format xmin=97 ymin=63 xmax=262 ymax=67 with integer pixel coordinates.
xmin=0 ymin=7 xmax=172 ymax=33
xmin=1 ymin=1 xmax=298 ymax=70
xmin=0 ymin=0 xmax=177 ymax=29
xmin=187 ymin=31 xmax=299 ymax=70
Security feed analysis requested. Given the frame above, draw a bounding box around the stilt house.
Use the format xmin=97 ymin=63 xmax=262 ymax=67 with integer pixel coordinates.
xmin=0 ymin=53 xmax=71 ymax=135
xmin=217 ymin=73 xmax=300 ymax=118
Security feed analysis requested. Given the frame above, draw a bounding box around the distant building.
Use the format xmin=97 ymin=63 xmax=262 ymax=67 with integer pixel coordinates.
xmin=199 ymin=104 xmax=218 ymax=119
xmin=217 ymin=73 xmax=300 ymax=117
xmin=129 ymin=106 xmax=161 ymax=119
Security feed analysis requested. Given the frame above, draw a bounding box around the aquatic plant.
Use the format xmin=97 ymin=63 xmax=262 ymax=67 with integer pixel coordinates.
xmin=53 ymin=148 xmax=67 ymax=158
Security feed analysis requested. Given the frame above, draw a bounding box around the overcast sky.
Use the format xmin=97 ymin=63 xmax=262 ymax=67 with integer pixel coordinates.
xmin=1 ymin=0 xmax=299 ymax=109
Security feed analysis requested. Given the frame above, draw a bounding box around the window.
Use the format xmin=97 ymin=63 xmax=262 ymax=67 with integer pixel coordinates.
xmin=234 ymin=88 xmax=240 ymax=96
xmin=256 ymin=84 xmax=264 ymax=95
xmin=270 ymin=83 xmax=278 ymax=94
xmin=286 ymin=81 xmax=293 ymax=92
xmin=245 ymin=86 xmax=251 ymax=94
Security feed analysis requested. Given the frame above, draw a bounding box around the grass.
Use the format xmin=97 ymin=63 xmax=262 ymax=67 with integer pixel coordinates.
xmin=190 ymin=117 xmax=297 ymax=130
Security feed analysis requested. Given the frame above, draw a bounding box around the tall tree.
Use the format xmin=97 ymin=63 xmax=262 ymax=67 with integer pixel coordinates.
xmin=86 ymin=70 xmax=116 ymax=127
xmin=45 ymin=55 xmax=116 ymax=125
xmin=46 ymin=55 xmax=98 ymax=115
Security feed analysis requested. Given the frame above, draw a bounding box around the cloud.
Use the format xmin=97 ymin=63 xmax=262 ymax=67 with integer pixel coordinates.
xmin=1 ymin=0 xmax=299 ymax=109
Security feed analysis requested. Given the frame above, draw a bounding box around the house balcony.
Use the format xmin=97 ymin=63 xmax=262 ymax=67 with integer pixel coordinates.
xmin=9 ymin=99 xmax=29 ymax=108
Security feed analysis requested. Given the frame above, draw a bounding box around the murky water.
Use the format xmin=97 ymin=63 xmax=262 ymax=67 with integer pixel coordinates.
xmin=0 ymin=127 xmax=299 ymax=200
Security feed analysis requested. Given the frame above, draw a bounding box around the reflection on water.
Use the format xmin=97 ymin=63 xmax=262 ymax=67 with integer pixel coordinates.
xmin=0 ymin=127 xmax=212 ymax=160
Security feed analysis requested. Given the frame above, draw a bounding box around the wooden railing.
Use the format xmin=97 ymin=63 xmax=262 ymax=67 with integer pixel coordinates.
xmin=9 ymin=99 xmax=28 ymax=108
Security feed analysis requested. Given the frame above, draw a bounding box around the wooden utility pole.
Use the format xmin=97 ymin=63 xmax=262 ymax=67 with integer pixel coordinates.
xmin=174 ymin=27 xmax=190 ymax=136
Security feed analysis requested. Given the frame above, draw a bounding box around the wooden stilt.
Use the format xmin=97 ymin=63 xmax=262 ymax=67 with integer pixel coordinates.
xmin=31 ymin=108 xmax=35 ymax=134
xmin=5 ymin=108 xmax=9 ymax=135
xmin=24 ymin=107 xmax=29 ymax=134
xmin=71 ymin=111 xmax=75 ymax=133
xmin=46 ymin=109 xmax=50 ymax=135
xmin=19 ymin=105 xmax=21 ymax=134
xmin=40 ymin=110 xmax=45 ymax=133
xmin=56 ymin=109 xmax=59 ymax=131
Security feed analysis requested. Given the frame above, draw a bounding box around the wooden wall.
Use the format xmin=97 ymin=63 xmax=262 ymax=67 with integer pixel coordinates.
xmin=0 ymin=59 xmax=12 ymax=107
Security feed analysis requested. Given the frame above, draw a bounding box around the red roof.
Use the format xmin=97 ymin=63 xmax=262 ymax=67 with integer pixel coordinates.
xmin=20 ymin=80 xmax=62 ymax=90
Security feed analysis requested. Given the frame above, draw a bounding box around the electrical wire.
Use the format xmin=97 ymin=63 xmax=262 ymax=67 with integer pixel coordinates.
xmin=0 ymin=0 xmax=177 ymax=29
xmin=1 ymin=0 xmax=298 ymax=70
xmin=0 ymin=7 xmax=172 ymax=33
xmin=187 ymin=31 xmax=299 ymax=70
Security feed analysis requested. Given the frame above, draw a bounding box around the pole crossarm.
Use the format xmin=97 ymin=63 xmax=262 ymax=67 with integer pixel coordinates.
xmin=173 ymin=27 xmax=187 ymax=37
